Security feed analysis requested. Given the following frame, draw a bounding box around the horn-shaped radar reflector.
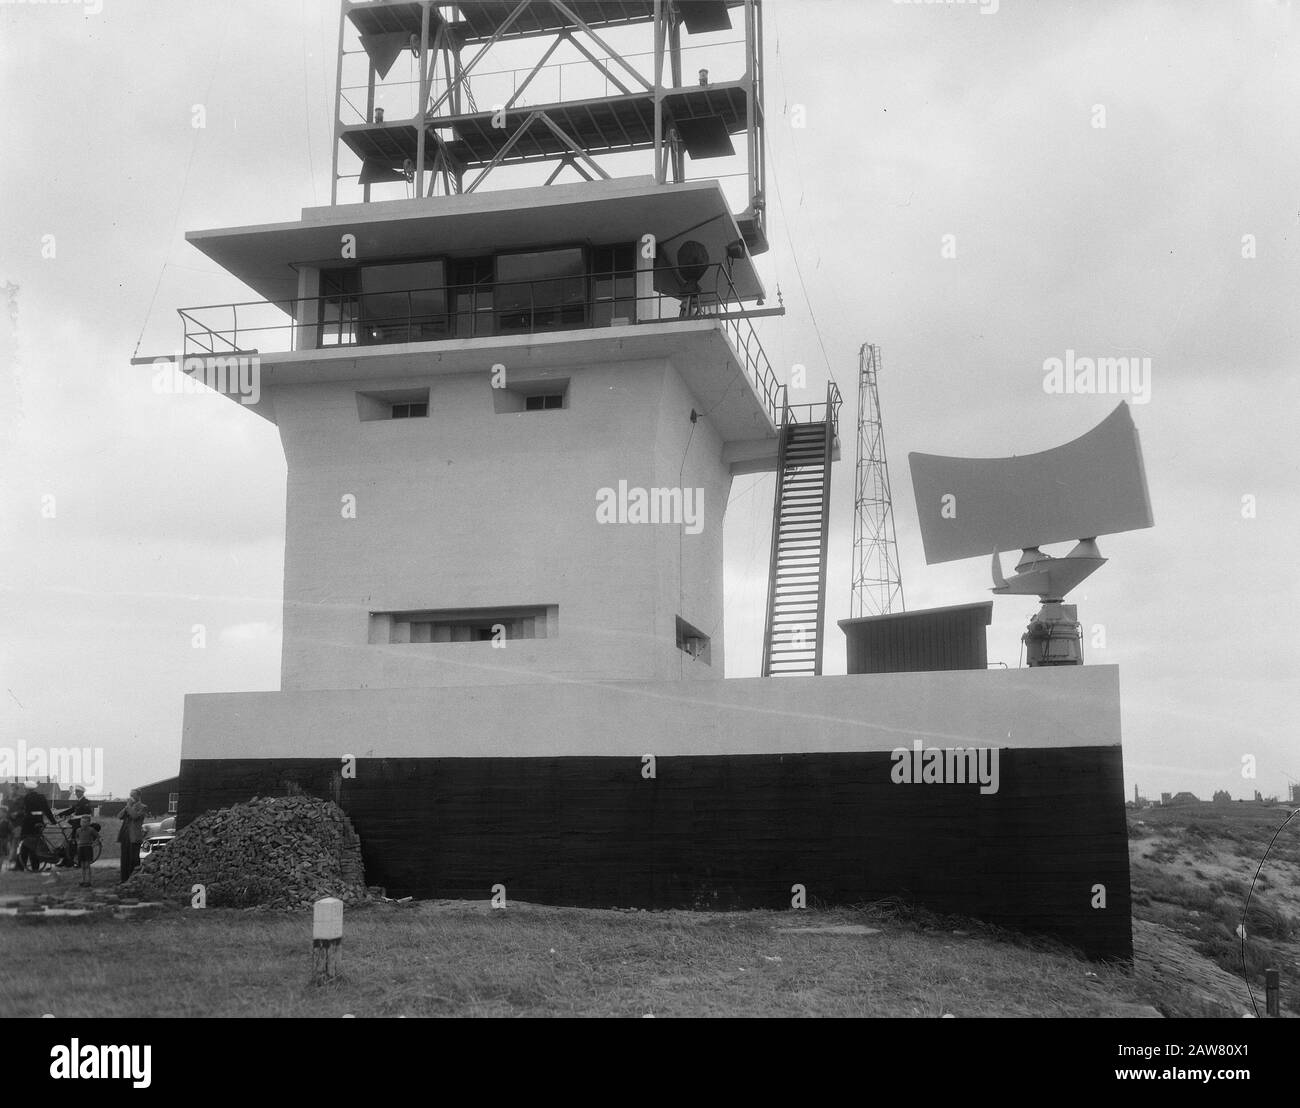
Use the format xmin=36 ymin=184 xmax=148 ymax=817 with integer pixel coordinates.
xmin=359 ymin=32 xmax=410 ymax=80
xmin=908 ymin=402 xmax=1153 ymax=565
xmin=358 ymin=159 xmax=408 ymax=186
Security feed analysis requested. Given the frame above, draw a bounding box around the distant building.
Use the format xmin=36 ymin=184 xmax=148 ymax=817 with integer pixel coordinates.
xmin=1 ymin=777 xmax=69 ymax=803
xmin=136 ymin=777 xmax=180 ymax=819
xmin=1290 ymin=784 xmax=1300 ymax=805
xmin=1168 ymin=791 xmax=1200 ymax=806
xmin=1161 ymin=792 xmax=1173 ymax=806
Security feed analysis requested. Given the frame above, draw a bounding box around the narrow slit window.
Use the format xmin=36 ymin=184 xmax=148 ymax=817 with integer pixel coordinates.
xmin=357 ymin=388 xmax=430 ymax=421
xmin=524 ymin=393 xmax=564 ymax=411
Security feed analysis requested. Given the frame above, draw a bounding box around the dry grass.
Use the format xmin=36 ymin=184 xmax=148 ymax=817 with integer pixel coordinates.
xmin=1128 ymin=801 xmax=1300 ymax=1015
xmin=3 ymin=799 xmax=1292 ymax=1018
xmin=0 ymin=899 xmax=1156 ymax=1018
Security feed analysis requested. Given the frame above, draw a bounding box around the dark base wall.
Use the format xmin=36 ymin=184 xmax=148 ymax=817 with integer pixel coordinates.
xmin=178 ymin=747 xmax=1132 ymax=960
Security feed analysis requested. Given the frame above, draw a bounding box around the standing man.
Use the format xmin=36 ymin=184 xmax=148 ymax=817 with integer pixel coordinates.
xmin=116 ymin=789 xmax=148 ymax=883
xmin=4 ymin=786 xmax=21 ymax=870
xmin=0 ymin=790 xmax=11 ymax=870
xmin=57 ymin=786 xmax=94 ymax=822
xmin=19 ymin=782 xmax=60 ymax=872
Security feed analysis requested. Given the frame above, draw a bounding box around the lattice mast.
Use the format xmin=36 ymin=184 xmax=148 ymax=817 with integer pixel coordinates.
xmin=850 ymin=343 xmax=904 ymax=617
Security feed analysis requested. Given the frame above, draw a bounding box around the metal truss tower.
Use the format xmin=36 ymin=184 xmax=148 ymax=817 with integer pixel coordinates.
xmin=331 ymin=0 xmax=768 ymax=253
xmin=850 ymin=343 xmax=904 ymax=618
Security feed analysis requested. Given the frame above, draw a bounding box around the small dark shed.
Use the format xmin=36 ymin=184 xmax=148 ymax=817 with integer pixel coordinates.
xmin=838 ymin=601 xmax=993 ymax=674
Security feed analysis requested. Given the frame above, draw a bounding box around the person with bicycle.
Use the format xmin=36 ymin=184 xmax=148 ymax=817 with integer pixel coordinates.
xmin=17 ymin=782 xmax=61 ymax=873
xmin=55 ymin=786 xmax=94 ymax=868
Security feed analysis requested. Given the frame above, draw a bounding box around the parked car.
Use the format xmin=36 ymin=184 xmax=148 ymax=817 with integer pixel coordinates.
xmin=139 ymin=833 xmax=174 ymax=859
xmin=142 ymin=815 xmax=176 ymax=837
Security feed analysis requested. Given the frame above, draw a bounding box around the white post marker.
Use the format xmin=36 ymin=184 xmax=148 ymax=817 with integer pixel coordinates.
xmin=312 ymin=897 xmax=343 ymax=985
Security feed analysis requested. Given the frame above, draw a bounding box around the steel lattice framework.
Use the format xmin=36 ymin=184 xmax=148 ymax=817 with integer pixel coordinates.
xmin=850 ymin=343 xmax=905 ymax=617
xmin=331 ymin=0 xmax=768 ymax=254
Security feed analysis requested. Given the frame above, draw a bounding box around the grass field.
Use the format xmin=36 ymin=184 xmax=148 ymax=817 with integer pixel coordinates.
xmin=0 ymin=898 xmax=1161 ymax=1018
xmin=1 ymin=800 xmax=1294 ymax=1018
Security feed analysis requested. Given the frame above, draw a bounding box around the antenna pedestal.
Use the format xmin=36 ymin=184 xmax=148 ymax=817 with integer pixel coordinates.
xmin=1023 ymin=601 xmax=1082 ymax=667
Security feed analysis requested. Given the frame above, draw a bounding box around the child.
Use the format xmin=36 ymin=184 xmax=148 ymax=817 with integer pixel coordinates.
xmin=76 ymin=816 xmax=99 ymax=887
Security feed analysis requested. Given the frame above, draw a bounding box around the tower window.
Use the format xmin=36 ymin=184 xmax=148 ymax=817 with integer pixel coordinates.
xmin=371 ymin=605 xmax=558 ymax=644
xmin=492 ymin=377 xmax=570 ymax=414
xmin=357 ymin=387 xmax=430 ymax=421
xmin=524 ymin=393 xmax=564 ymax=411
xmin=390 ymin=401 xmax=428 ymax=419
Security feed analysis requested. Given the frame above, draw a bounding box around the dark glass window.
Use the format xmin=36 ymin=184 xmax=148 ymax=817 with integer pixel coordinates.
xmin=390 ymin=402 xmax=428 ymax=419
xmin=496 ymin=248 xmax=587 ymax=333
xmin=524 ymin=393 xmax=564 ymax=411
xmin=359 ymin=260 xmax=447 ymax=344
xmin=591 ymin=244 xmax=636 ymax=327
xmin=319 ymin=268 xmax=360 ymax=346
xmin=450 ymin=257 xmax=494 ymax=339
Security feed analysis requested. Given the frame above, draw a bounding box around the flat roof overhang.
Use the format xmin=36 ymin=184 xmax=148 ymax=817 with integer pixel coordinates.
xmin=185 ymin=177 xmax=765 ymax=307
xmin=230 ymin=319 xmax=780 ymax=464
xmin=838 ymin=602 xmax=995 ymax=631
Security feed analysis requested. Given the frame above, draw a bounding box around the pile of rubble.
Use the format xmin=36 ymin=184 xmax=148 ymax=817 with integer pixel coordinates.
xmin=123 ymin=795 xmax=371 ymax=909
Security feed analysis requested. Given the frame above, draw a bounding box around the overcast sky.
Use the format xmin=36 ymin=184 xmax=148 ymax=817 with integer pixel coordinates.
xmin=2 ymin=0 xmax=1297 ymax=800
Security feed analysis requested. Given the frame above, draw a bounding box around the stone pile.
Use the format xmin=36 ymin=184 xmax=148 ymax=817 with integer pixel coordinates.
xmin=123 ymin=795 xmax=370 ymax=909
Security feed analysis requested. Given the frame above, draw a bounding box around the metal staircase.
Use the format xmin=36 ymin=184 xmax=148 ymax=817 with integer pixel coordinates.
xmin=761 ymin=383 xmax=842 ymax=677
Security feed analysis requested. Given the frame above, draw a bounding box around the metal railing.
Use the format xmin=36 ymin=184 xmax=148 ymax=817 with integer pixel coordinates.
xmin=783 ymin=379 xmax=843 ymax=436
xmin=178 ymin=262 xmax=788 ymax=427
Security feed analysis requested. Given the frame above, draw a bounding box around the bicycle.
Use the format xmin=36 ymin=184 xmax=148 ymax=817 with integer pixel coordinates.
xmin=19 ymin=820 xmax=102 ymax=872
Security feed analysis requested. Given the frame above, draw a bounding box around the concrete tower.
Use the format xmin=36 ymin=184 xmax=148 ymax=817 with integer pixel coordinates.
xmin=160 ymin=1 xmax=1135 ymax=960
xmin=179 ymin=0 xmax=786 ymax=694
